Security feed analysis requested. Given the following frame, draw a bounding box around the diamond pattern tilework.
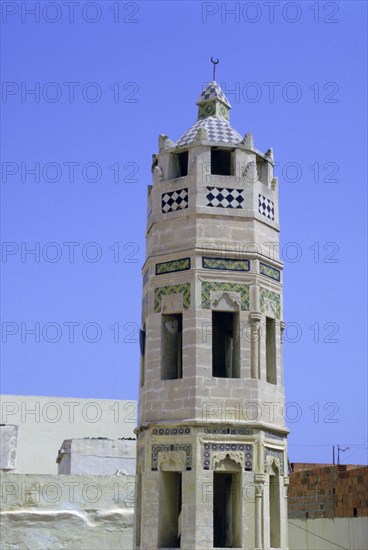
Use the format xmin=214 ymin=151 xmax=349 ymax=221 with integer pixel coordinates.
xmin=198 ymin=101 xmax=216 ymax=118
xmin=177 ymin=117 xmax=242 ymax=147
xmin=219 ymin=104 xmax=229 ymax=118
xmin=154 ymin=283 xmax=191 ymax=313
xmin=197 ymin=81 xmax=231 ymax=108
xmin=203 ymin=257 xmax=250 ymax=272
xmin=258 ymin=194 xmax=275 ymax=220
xmin=161 ymin=188 xmax=188 ymax=213
xmin=202 ymin=281 xmax=250 ymax=310
xmin=206 ymin=187 xmax=244 ymax=209
xmin=260 ymin=262 xmax=280 ymax=282
xmin=264 ymin=447 xmax=284 ymax=475
xmin=151 ymin=444 xmax=192 ymax=471
xmin=260 ymin=288 xmax=281 ymax=319
xmin=156 ymin=258 xmax=191 ymax=276
xmin=203 ymin=443 xmax=253 ymax=471
xmin=198 ymin=102 xmax=230 ymax=121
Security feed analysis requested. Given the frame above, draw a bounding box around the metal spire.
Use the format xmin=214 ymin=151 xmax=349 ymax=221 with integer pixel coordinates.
xmin=210 ymin=57 xmax=219 ymax=81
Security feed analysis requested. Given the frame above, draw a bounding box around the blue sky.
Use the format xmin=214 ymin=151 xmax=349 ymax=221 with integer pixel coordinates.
xmin=1 ymin=1 xmax=367 ymax=465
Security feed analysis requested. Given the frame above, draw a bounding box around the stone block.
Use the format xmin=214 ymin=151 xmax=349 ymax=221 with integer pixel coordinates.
xmin=0 ymin=424 xmax=18 ymax=471
xmin=57 ymin=438 xmax=136 ymax=476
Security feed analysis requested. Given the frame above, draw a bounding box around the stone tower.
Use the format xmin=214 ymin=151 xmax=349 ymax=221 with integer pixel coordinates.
xmin=134 ymin=81 xmax=289 ymax=549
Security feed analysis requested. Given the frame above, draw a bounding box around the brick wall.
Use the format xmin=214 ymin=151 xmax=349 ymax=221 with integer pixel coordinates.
xmin=288 ymin=464 xmax=368 ymax=519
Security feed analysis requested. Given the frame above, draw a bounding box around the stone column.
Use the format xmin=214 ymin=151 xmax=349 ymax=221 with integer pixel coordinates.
xmin=278 ymin=320 xmax=285 ymax=388
xmin=249 ymin=312 xmax=262 ymax=379
xmin=280 ymin=476 xmax=289 ymax=549
xmin=254 ymin=473 xmax=266 ymax=549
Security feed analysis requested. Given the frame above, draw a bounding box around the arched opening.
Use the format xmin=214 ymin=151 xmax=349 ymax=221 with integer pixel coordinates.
xmin=268 ymin=459 xmax=281 ymax=548
xmin=213 ymin=456 xmax=242 ymax=548
xmin=158 ymin=471 xmax=182 ymax=548
xmin=212 ymin=311 xmax=240 ymax=379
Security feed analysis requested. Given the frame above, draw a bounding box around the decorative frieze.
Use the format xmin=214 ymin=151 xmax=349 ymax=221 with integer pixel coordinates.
xmin=154 ymin=283 xmax=191 ymax=312
xmin=152 ymin=427 xmax=191 ymax=436
xmin=260 ymin=262 xmax=280 ymax=282
xmin=151 ymin=444 xmax=192 ymax=471
xmin=258 ymin=194 xmax=275 ymax=220
xmin=207 ymin=186 xmax=244 ymax=209
xmin=204 ymin=427 xmax=253 ymax=436
xmin=161 ymin=188 xmax=188 ymax=213
xmin=202 ymin=257 xmax=250 ymax=272
xmin=156 ymin=258 xmax=190 ymax=275
xmin=203 ymin=442 xmax=253 ymax=471
xmin=202 ymin=281 xmax=250 ymax=310
xmin=264 ymin=431 xmax=285 ymax=441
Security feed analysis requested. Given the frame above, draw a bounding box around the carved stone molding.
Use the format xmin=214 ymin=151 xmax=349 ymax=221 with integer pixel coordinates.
xmin=249 ymin=311 xmax=262 ymax=323
xmin=260 ymin=288 xmax=281 ymax=319
xmin=254 ymin=473 xmax=266 ymax=484
xmin=154 ymin=283 xmax=191 ymax=313
xmin=242 ymin=160 xmax=258 ymax=183
xmin=264 ymin=447 xmax=284 ymax=475
xmin=265 ymin=455 xmax=280 ymax=476
xmin=202 ymin=281 xmax=249 ymax=311
xmin=254 ymin=473 xmax=266 ymax=497
xmin=213 ymin=451 xmax=243 ymax=472
xmin=161 ymin=293 xmax=184 ymax=314
xmin=249 ymin=311 xmax=262 ymax=336
xmin=203 ymin=442 xmax=252 ymax=471
xmin=158 ymin=450 xmax=187 ymax=472
xmin=152 ymin=444 xmax=192 ymax=471
xmin=211 ymin=291 xmax=240 ymax=312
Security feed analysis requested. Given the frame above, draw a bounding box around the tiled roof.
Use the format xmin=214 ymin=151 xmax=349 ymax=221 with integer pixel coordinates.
xmin=177 ymin=116 xmax=242 ymax=147
xmin=196 ymin=81 xmax=231 ymax=108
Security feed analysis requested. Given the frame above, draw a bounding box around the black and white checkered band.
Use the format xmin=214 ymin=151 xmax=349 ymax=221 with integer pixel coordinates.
xmin=207 ymin=187 xmax=244 ymax=209
xmin=258 ymin=194 xmax=275 ymax=220
xmin=162 ymin=188 xmax=188 ymax=213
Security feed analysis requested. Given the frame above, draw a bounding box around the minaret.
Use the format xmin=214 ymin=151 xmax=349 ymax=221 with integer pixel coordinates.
xmin=134 ymin=79 xmax=289 ymax=549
